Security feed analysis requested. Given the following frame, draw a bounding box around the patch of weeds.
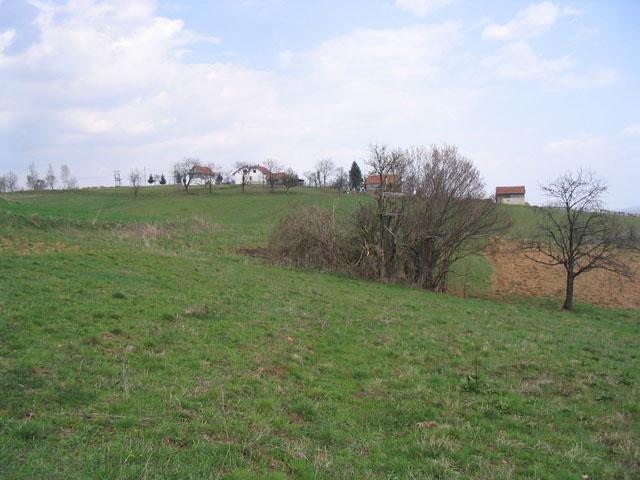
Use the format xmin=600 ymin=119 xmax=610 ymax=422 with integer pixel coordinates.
xmin=82 ymin=336 xmax=101 ymax=346
xmin=595 ymin=391 xmax=615 ymax=402
xmin=618 ymin=370 xmax=633 ymax=386
xmin=290 ymin=397 xmax=317 ymax=422
xmin=184 ymin=304 xmax=210 ymax=319
xmin=161 ymin=312 xmax=178 ymax=322
xmin=112 ymin=292 xmax=126 ymax=300
xmin=461 ymin=355 xmax=486 ymax=393
xmin=110 ymin=327 xmax=124 ymax=336
xmin=13 ymin=421 xmax=49 ymax=441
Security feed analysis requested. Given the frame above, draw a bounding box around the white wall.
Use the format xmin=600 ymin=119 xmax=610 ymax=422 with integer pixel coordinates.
xmin=497 ymin=194 xmax=525 ymax=205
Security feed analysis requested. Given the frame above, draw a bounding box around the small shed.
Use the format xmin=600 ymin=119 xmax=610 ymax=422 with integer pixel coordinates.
xmin=495 ymin=186 xmax=526 ymax=205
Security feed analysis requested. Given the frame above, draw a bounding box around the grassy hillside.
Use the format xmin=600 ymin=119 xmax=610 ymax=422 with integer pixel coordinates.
xmin=1 ymin=186 xmax=639 ymax=479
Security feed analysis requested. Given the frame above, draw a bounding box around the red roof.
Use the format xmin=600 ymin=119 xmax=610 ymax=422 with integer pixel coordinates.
xmin=367 ymin=174 xmax=398 ymax=185
xmin=192 ymin=166 xmax=214 ymax=176
xmin=496 ymin=186 xmax=525 ymax=195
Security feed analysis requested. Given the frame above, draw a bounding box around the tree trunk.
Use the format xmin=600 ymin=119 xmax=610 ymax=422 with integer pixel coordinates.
xmin=562 ymin=270 xmax=575 ymax=310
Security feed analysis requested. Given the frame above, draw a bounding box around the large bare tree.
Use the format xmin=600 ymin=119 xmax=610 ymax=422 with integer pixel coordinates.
xmin=365 ymin=144 xmax=408 ymax=281
xmin=281 ymin=168 xmax=299 ymax=193
xmin=528 ymin=169 xmax=633 ymax=310
xmin=316 ymin=158 xmax=335 ymax=187
xmin=401 ymin=145 xmax=507 ymax=291
xmin=173 ymin=158 xmax=199 ymax=192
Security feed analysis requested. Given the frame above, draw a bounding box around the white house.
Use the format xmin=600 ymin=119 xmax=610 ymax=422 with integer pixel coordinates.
xmin=232 ymin=165 xmax=270 ymax=185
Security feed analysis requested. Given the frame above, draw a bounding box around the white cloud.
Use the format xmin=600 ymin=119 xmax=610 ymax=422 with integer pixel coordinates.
xmin=622 ymin=125 xmax=640 ymax=137
xmin=545 ymin=135 xmax=602 ymax=153
xmin=482 ymin=2 xmax=560 ymax=40
xmin=395 ymin=0 xmax=453 ymax=17
xmin=483 ymin=41 xmax=572 ymax=80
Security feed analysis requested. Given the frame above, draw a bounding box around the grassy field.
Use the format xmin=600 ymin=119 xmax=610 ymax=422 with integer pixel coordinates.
xmin=1 ymin=186 xmax=639 ymax=479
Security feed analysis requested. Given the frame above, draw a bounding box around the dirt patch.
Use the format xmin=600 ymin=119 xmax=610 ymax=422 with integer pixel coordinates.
xmin=484 ymin=239 xmax=640 ymax=309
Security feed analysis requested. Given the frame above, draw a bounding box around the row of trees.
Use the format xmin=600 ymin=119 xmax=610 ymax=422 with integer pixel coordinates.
xmin=0 ymin=164 xmax=77 ymax=192
xmin=302 ymin=158 xmax=364 ymax=191
xmin=272 ymin=144 xmax=509 ymax=291
xmin=271 ymin=143 xmax=637 ymax=310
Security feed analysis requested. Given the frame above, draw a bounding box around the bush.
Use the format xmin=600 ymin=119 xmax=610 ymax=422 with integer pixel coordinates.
xmin=269 ymin=204 xmax=344 ymax=270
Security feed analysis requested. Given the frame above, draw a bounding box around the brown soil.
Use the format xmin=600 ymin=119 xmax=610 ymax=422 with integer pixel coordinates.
xmin=484 ymin=239 xmax=640 ymax=309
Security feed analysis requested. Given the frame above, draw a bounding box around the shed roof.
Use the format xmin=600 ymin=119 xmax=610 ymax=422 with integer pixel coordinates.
xmin=496 ymin=186 xmax=525 ymax=195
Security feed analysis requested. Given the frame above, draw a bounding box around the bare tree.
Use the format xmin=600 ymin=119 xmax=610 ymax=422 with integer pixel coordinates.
xmin=264 ymin=158 xmax=283 ymax=193
xmin=5 ymin=171 xmax=18 ymax=192
xmin=0 ymin=175 xmax=6 ymax=193
xmin=60 ymin=165 xmax=77 ymax=189
xmin=234 ymin=162 xmax=249 ymax=193
xmin=45 ymin=163 xmax=56 ymax=190
xmin=26 ymin=163 xmax=40 ymax=191
xmin=365 ymin=144 xmax=408 ymax=281
xmin=316 ymin=158 xmax=335 ymax=187
xmin=173 ymin=158 xmax=199 ymax=192
xmin=527 ymin=169 xmax=633 ymax=310
xmin=401 ymin=145 xmax=507 ymax=291
xmin=129 ymin=169 xmax=142 ymax=198
xmin=303 ymin=170 xmax=317 ymax=188
xmin=282 ymin=168 xmax=299 ymax=193
xmin=332 ymin=167 xmax=349 ymax=192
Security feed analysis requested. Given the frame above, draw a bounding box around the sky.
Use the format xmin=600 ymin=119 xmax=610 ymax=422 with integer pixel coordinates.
xmin=0 ymin=0 xmax=639 ymax=208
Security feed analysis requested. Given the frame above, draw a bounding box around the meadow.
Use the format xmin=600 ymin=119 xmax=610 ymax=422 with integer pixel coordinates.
xmin=1 ymin=186 xmax=639 ymax=479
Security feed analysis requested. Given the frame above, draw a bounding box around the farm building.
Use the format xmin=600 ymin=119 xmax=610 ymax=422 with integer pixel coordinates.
xmin=232 ymin=165 xmax=270 ymax=185
xmin=366 ymin=174 xmax=398 ymax=191
xmin=495 ymin=186 xmax=526 ymax=205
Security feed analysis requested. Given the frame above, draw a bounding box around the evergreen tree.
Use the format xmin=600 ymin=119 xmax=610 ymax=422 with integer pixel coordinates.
xmin=349 ymin=161 xmax=362 ymax=190
xmin=148 ymin=174 xmax=155 ymax=184
xmin=159 ymin=174 xmax=167 ymax=185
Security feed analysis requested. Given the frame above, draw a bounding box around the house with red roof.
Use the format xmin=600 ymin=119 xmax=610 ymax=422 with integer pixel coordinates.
xmin=495 ymin=186 xmax=526 ymax=205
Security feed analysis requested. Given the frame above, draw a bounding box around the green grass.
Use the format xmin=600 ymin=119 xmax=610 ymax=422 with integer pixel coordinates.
xmin=1 ymin=186 xmax=639 ymax=479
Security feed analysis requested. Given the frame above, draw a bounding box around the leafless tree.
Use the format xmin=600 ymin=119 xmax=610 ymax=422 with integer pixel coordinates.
xmin=282 ymin=168 xmax=299 ymax=193
xmin=264 ymin=158 xmax=283 ymax=193
xmin=60 ymin=165 xmax=77 ymax=189
xmin=234 ymin=162 xmax=249 ymax=193
xmin=45 ymin=163 xmax=56 ymax=189
xmin=26 ymin=163 xmax=40 ymax=191
xmin=173 ymin=158 xmax=199 ymax=192
xmin=303 ymin=171 xmax=315 ymax=188
xmin=0 ymin=175 xmax=6 ymax=193
xmin=365 ymin=144 xmax=408 ymax=281
xmin=129 ymin=169 xmax=142 ymax=198
xmin=400 ymin=145 xmax=507 ymax=291
xmin=5 ymin=171 xmax=18 ymax=192
xmin=332 ymin=167 xmax=349 ymax=192
xmin=316 ymin=158 xmax=335 ymax=187
xmin=527 ymin=169 xmax=634 ymax=310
